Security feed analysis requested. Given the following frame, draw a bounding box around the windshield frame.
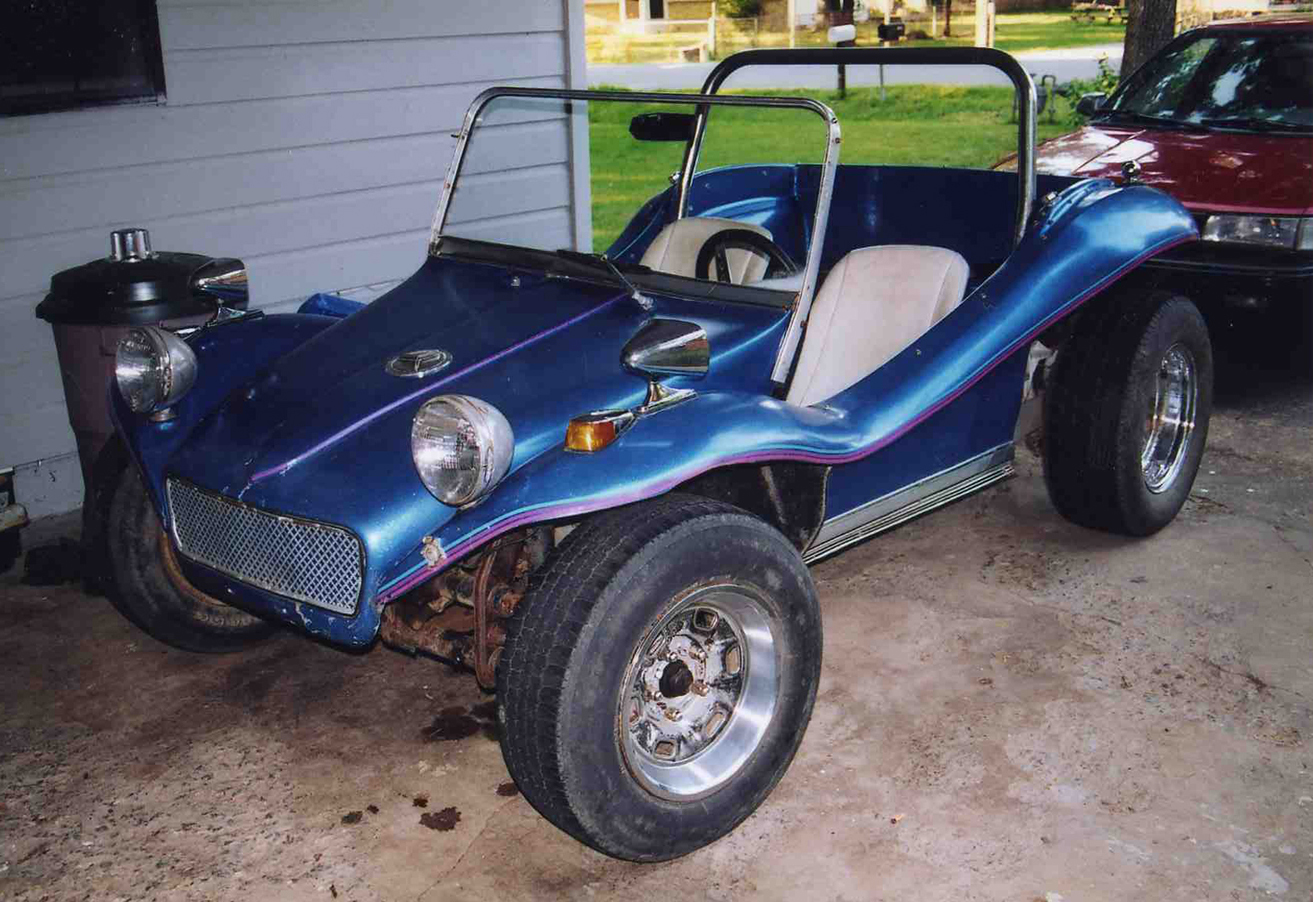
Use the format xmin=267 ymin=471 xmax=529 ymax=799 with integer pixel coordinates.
xmin=430 ymin=85 xmax=840 ymax=390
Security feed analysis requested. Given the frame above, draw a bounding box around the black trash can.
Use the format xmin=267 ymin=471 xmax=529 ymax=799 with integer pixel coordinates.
xmin=35 ymin=227 xmax=247 ymax=503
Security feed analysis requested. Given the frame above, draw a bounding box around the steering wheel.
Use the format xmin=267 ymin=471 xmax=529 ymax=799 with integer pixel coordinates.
xmin=694 ymin=229 xmax=799 ymax=284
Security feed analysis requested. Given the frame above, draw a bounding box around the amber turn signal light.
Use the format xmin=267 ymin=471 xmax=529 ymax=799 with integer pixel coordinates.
xmin=565 ymin=410 xmax=635 ymax=453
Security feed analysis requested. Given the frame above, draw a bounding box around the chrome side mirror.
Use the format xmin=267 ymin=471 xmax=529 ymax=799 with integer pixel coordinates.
xmin=621 ymin=319 xmax=709 ymax=414
xmin=622 ymin=319 xmax=709 ymax=378
xmin=192 ymin=257 xmax=249 ymax=308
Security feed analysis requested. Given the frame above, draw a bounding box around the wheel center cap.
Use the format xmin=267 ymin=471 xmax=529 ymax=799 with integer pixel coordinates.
xmin=659 ymin=659 xmax=694 ymax=698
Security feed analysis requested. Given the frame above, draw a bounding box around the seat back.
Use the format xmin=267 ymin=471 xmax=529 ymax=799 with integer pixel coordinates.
xmin=786 ymin=245 xmax=970 ymax=407
xmin=640 ymin=216 xmax=773 ymax=283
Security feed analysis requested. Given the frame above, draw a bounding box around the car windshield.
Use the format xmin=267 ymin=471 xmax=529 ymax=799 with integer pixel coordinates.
xmin=433 ymin=90 xmax=834 ymax=300
xmin=1104 ymin=30 xmax=1313 ymax=132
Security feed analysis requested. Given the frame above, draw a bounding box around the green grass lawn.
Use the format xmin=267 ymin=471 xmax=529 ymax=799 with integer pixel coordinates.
xmin=589 ymin=84 xmax=1078 ymax=250
xmin=588 ymin=12 xmax=1125 ymax=64
xmin=971 ymin=11 xmax=1125 ymax=53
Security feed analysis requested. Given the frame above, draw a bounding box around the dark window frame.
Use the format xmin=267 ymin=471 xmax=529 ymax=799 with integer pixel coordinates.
xmin=0 ymin=0 xmax=167 ymax=118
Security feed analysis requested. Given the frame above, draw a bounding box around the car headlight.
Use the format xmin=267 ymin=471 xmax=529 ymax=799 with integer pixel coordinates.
xmin=412 ymin=395 xmax=514 ymax=506
xmin=115 ymin=325 xmax=198 ymax=414
xmin=1201 ymin=214 xmax=1313 ymax=250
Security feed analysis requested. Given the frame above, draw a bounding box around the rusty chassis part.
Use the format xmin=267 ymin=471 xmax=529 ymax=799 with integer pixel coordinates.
xmin=380 ymin=462 xmax=825 ymax=685
xmin=380 ymin=527 xmax=549 ymax=687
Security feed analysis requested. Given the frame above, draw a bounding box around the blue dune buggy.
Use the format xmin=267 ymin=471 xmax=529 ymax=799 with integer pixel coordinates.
xmin=101 ymin=49 xmax=1209 ymax=860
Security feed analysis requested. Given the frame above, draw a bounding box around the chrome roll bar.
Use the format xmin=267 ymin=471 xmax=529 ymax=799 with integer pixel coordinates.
xmin=683 ymin=48 xmax=1037 ymax=385
xmin=684 ymin=47 xmax=1038 ymax=250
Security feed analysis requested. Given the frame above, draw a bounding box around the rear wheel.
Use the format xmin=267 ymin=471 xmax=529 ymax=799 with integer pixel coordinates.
xmin=497 ymin=494 xmax=821 ymax=861
xmin=106 ymin=464 xmax=276 ymax=652
xmin=1044 ymin=290 xmax=1213 ymax=536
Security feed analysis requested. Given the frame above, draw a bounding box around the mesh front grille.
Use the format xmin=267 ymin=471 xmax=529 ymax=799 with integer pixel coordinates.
xmin=167 ymin=478 xmax=363 ymax=615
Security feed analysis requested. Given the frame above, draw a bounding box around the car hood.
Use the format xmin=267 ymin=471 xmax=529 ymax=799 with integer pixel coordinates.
xmin=1035 ymin=124 xmax=1313 ymax=215
xmin=166 ymin=255 xmax=789 ymax=562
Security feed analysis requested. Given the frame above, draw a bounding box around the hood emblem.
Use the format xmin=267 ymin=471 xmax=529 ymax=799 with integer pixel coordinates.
xmin=386 ymin=349 xmax=453 ymax=379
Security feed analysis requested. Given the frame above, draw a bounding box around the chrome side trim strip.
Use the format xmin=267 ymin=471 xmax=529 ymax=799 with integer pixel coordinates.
xmin=803 ymin=443 xmax=1015 ymax=565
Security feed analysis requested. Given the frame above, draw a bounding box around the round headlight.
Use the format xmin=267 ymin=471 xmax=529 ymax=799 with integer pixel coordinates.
xmin=115 ymin=325 xmax=198 ymax=414
xmin=412 ymin=395 xmax=514 ymax=506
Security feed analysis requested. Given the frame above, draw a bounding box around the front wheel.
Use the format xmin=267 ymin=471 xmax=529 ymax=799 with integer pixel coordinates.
xmin=106 ymin=464 xmax=276 ymax=653
xmin=1044 ymin=290 xmax=1213 ymax=536
xmin=497 ymin=494 xmax=822 ymax=861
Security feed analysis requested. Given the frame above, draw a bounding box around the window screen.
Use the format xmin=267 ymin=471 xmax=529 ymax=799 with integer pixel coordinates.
xmin=1 ymin=0 xmax=166 ymax=117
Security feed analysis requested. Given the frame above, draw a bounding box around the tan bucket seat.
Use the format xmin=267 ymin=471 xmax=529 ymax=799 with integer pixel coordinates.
xmin=787 ymin=245 xmax=971 ymax=407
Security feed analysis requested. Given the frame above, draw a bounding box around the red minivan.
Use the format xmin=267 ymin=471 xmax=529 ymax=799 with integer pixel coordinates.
xmin=1036 ymin=18 xmax=1313 ymax=348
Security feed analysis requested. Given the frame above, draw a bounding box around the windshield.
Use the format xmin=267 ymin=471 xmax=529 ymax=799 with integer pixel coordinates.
xmin=1106 ymin=30 xmax=1313 ymax=131
xmin=434 ymin=89 xmax=834 ymax=301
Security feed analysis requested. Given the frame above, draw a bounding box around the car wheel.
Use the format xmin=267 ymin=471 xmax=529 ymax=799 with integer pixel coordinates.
xmin=497 ymin=493 xmax=822 ymax=861
xmin=106 ymin=463 xmax=277 ymax=653
xmin=1044 ymin=290 xmax=1213 ymax=536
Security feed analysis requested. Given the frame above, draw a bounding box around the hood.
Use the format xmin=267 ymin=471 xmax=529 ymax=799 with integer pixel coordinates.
xmin=1036 ymin=124 xmax=1313 ymax=215
xmin=166 ymin=255 xmax=789 ymax=567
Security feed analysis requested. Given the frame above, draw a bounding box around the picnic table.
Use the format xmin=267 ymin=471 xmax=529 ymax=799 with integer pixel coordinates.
xmin=1070 ymin=2 xmax=1128 ymax=23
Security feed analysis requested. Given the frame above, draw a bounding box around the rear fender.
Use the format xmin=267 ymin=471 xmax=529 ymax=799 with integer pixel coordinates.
xmin=376 ymin=179 xmax=1196 ymax=604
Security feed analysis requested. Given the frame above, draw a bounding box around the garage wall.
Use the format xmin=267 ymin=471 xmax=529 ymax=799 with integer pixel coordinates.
xmin=0 ymin=0 xmax=589 ymax=518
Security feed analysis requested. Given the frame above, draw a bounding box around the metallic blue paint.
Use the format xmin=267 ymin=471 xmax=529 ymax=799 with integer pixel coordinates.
xmin=377 ymin=178 xmax=1195 ymax=604
xmin=111 ymin=312 xmax=343 ymax=514
xmin=112 ymin=167 xmax=1196 ymax=648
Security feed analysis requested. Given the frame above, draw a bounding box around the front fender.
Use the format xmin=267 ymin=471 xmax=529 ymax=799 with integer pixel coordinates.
xmin=112 ymin=313 xmax=345 ymax=515
xmin=378 ymin=179 xmax=1196 ymax=603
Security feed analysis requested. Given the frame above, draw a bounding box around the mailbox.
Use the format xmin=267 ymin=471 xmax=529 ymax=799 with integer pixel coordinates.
xmin=827 ymin=23 xmax=857 ymax=44
xmin=877 ymin=18 xmax=906 ymax=41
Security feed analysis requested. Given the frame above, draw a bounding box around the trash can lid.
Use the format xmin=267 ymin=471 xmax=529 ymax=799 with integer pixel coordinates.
xmin=36 ymin=251 xmax=246 ymax=326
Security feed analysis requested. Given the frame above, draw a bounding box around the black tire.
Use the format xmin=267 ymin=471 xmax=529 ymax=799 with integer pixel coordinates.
xmin=106 ymin=463 xmax=276 ymax=653
xmin=497 ymin=493 xmax=822 ymax=861
xmin=82 ymin=437 xmax=130 ymax=597
xmin=1044 ymin=290 xmax=1213 ymax=536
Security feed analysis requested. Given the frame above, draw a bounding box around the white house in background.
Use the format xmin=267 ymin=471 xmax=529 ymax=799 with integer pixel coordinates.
xmin=0 ymin=0 xmax=589 ymax=519
xmin=583 ymin=0 xmax=890 ymax=33
xmin=586 ymin=0 xmax=803 ymax=33
xmin=1179 ymin=0 xmax=1270 ymax=27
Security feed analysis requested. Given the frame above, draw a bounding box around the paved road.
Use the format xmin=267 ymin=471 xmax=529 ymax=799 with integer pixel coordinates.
xmin=589 ymin=44 xmax=1123 ymax=90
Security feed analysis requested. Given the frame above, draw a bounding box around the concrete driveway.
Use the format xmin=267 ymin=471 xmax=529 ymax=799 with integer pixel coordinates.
xmin=1 ymin=347 xmax=1309 ymax=901
xmin=588 ymin=44 xmax=1123 ymax=90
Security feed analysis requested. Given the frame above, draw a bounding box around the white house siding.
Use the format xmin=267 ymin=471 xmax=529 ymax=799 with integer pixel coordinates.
xmin=0 ymin=0 xmax=589 ymax=518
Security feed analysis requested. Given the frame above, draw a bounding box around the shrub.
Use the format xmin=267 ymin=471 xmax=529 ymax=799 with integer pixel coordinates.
xmin=723 ymin=0 xmax=764 ymax=16
xmin=1060 ymin=54 xmax=1120 ymax=125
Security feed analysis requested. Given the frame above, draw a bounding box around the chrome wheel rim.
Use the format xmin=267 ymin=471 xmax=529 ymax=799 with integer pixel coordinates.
xmin=1142 ymin=343 xmax=1198 ymax=494
xmin=619 ymin=584 xmax=778 ymax=801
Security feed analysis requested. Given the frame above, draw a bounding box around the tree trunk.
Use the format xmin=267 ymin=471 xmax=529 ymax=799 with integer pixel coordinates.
xmin=1120 ymin=0 xmax=1177 ymax=80
xmin=943 ymin=0 xmax=953 ymax=36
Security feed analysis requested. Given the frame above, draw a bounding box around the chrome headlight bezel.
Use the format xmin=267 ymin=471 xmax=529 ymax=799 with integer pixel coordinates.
xmin=1201 ymin=214 xmax=1312 ymax=251
xmin=115 ymin=325 xmax=199 ymax=414
xmin=411 ymin=395 xmax=514 ymax=507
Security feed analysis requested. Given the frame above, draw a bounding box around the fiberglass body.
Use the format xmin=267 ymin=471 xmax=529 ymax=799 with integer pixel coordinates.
xmin=110 ymin=50 xmax=1197 ymax=648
